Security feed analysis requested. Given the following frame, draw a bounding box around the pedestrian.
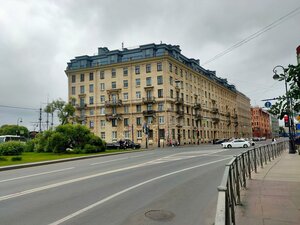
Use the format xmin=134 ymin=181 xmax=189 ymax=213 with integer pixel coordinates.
xmin=272 ymin=138 xmax=276 ymax=143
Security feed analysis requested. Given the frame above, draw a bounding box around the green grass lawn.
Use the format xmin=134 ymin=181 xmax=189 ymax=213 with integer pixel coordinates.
xmin=0 ymin=149 xmax=129 ymax=167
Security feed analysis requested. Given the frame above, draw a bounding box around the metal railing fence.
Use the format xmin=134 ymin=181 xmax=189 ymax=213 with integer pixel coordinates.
xmin=214 ymin=141 xmax=287 ymax=225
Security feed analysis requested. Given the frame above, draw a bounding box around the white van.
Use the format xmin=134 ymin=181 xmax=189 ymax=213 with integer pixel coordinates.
xmin=0 ymin=135 xmax=26 ymax=143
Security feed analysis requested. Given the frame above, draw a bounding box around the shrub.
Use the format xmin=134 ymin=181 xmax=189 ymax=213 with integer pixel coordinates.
xmin=46 ymin=132 xmax=69 ymax=153
xmin=0 ymin=141 xmax=25 ymax=156
xmin=24 ymin=139 xmax=35 ymax=152
xmin=83 ymin=144 xmax=98 ymax=153
xmin=0 ymin=156 xmax=7 ymax=161
xmin=11 ymin=156 xmax=22 ymax=161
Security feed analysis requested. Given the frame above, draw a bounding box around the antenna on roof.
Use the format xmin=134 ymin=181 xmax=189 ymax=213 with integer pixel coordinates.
xmin=160 ymin=41 xmax=162 ymax=44
xmin=122 ymin=42 xmax=124 ymax=50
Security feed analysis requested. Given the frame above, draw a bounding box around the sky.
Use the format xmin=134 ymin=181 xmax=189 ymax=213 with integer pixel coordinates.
xmin=0 ymin=0 xmax=299 ymax=130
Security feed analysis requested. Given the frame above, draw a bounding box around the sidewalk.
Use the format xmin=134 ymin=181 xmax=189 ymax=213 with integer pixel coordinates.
xmin=236 ymin=150 xmax=300 ymax=225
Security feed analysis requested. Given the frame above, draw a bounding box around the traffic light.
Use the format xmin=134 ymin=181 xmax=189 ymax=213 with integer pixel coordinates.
xmin=284 ymin=114 xmax=289 ymax=127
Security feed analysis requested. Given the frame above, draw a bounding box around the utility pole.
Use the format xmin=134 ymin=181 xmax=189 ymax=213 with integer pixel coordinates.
xmin=39 ymin=108 xmax=42 ymax=132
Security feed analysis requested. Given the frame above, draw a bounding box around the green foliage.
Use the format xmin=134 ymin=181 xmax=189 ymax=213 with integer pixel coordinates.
xmin=0 ymin=141 xmax=25 ymax=156
xmin=269 ymin=64 xmax=300 ymax=117
xmin=32 ymin=124 xmax=105 ymax=153
xmin=0 ymin=156 xmax=7 ymax=161
xmin=11 ymin=156 xmax=22 ymax=161
xmin=0 ymin=124 xmax=29 ymax=137
xmin=45 ymin=99 xmax=75 ymax=125
xmin=24 ymin=139 xmax=35 ymax=152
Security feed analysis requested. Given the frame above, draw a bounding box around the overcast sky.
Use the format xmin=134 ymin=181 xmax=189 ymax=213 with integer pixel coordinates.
xmin=0 ymin=0 xmax=299 ymax=130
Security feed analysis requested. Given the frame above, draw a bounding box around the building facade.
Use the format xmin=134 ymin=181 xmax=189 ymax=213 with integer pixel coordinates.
xmin=66 ymin=43 xmax=251 ymax=147
xmin=251 ymin=107 xmax=271 ymax=138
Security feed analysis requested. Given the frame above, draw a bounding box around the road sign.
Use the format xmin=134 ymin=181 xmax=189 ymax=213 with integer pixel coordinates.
xmin=264 ymin=101 xmax=272 ymax=108
xmin=296 ymin=115 xmax=300 ymax=122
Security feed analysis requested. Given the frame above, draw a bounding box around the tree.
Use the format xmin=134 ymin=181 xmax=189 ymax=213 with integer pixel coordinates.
xmin=0 ymin=125 xmax=29 ymax=137
xmin=45 ymin=99 xmax=75 ymax=125
xmin=269 ymin=64 xmax=300 ymax=118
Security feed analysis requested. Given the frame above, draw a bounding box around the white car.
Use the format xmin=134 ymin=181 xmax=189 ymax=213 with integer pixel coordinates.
xmin=221 ymin=139 xmax=251 ymax=148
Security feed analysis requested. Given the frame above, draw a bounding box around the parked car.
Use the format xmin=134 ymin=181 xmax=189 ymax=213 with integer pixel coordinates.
xmin=213 ymin=138 xmax=229 ymax=144
xmin=106 ymin=141 xmax=121 ymax=150
xmin=221 ymin=139 xmax=251 ymax=148
xmin=106 ymin=139 xmax=141 ymax=150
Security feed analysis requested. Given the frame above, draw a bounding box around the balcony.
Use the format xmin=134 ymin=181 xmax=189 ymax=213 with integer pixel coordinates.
xmin=175 ymin=97 xmax=184 ymax=105
xmin=212 ymin=107 xmax=219 ymax=114
xmin=142 ymin=97 xmax=156 ymax=104
xmin=77 ymin=115 xmax=86 ymax=122
xmin=176 ymin=123 xmax=183 ymax=128
xmin=105 ymin=100 xmax=122 ymax=107
xmin=226 ymin=112 xmax=231 ymax=117
xmin=194 ymin=103 xmax=201 ymax=110
xmin=76 ymin=104 xmax=87 ymax=109
xmin=194 ymin=113 xmax=202 ymax=121
xmin=212 ymin=117 xmax=220 ymax=124
xmin=105 ymin=114 xmax=122 ymax=121
xmin=227 ymin=120 xmax=231 ymax=126
xmin=143 ymin=110 xmax=156 ymax=117
xmin=233 ymin=113 xmax=238 ymax=119
xmin=234 ymin=121 xmax=239 ymax=127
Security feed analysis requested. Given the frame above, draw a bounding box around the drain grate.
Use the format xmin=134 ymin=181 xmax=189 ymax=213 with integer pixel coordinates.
xmin=145 ymin=210 xmax=175 ymax=222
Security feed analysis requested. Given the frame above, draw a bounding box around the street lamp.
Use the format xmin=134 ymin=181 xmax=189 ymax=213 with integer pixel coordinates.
xmin=273 ymin=65 xmax=296 ymax=154
xmin=17 ymin=117 xmax=23 ymax=126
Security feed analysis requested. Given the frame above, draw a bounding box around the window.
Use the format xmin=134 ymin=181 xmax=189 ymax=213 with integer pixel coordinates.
xmin=71 ymin=98 xmax=76 ymax=106
xmin=100 ymin=107 xmax=105 ymax=114
xmin=170 ymin=89 xmax=173 ymax=98
xmin=101 ymin=132 xmax=105 ymax=139
xmin=80 ymin=98 xmax=85 ymax=107
xmin=90 ymin=109 xmax=94 ymax=116
xmin=123 ymin=67 xmax=128 ymax=76
xmin=159 ymin=116 xmax=164 ymax=124
xmin=137 ymin=130 xmax=142 ymax=138
xmin=124 ymin=118 xmax=129 ymax=126
xmin=187 ymin=118 xmax=190 ymax=126
xmin=146 ymin=77 xmax=152 ymax=86
xmin=89 ymin=120 xmax=94 ymax=128
xmin=158 ymin=102 xmax=164 ymax=111
xmin=158 ymin=89 xmax=163 ymax=98
xmin=180 ymin=69 xmax=183 ymax=77
xmin=89 ymin=72 xmax=94 ymax=81
xmin=157 ymin=62 xmax=162 ymax=71
xmin=124 ymin=105 xmax=129 ymax=113
xmin=146 ymin=64 xmax=151 ymax=73
xmin=124 ymin=131 xmax=130 ymax=139
xmin=123 ymin=80 xmax=128 ymax=88
xmin=71 ymin=75 xmax=76 ymax=83
xmin=175 ymin=66 xmax=178 ymax=74
xmin=71 ymin=86 xmax=76 ymax=95
xmin=100 ymin=95 xmax=105 ymax=103
xmin=136 ymin=117 xmax=141 ymax=126
xmin=136 ymin=91 xmax=141 ymax=99
xmin=112 ymin=119 xmax=117 ymax=127
xmin=112 ymin=82 xmax=116 ymax=89
xmin=136 ymin=105 xmax=141 ymax=112
xmin=169 ymin=63 xmax=172 ymax=72
xmin=100 ymin=71 xmax=105 ymax=79
xmin=80 ymin=74 xmax=84 ymax=82
xmin=89 ymin=96 xmax=94 ymax=105
xmin=147 ymin=117 xmax=153 ymax=124
xmin=147 ymin=104 xmax=153 ymax=110
xmin=100 ymin=83 xmax=105 ymax=91
xmin=100 ymin=120 xmax=105 ymax=127
xmin=123 ymin=93 xmax=128 ymax=100
xmin=169 ymin=76 xmax=173 ymax=85
xmin=112 ymin=131 xmax=117 ymax=140
xmin=157 ymin=76 xmax=163 ymax=85
xmin=135 ymin=78 xmax=141 ymax=86
xmin=135 ymin=65 xmax=140 ymax=74
xmin=89 ymin=84 xmax=94 ymax=93
xmin=111 ymin=68 xmax=116 ymax=78
xmin=80 ymin=85 xmax=85 ymax=94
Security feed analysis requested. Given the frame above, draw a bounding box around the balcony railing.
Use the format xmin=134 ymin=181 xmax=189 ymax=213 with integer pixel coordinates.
xmin=194 ymin=103 xmax=201 ymax=110
xmin=142 ymin=97 xmax=156 ymax=104
xmin=194 ymin=113 xmax=202 ymax=121
xmin=213 ymin=117 xmax=220 ymax=124
xmin=105 ymin=100 xmax=122 ymax=107
xmin=176 ymin=110 xmax=184 ymax=117
xmin=105 ymin=114 xmax=122 ymax=121
xmin=212 ymin=107 xmax=219 ymax=114
xmin=143 ymin=110 xmax=156 ymax=117
xmin=76 ymin=104 xmax=87 ymax=109
xmin=175 ymin=97 xmax=184 ymax=105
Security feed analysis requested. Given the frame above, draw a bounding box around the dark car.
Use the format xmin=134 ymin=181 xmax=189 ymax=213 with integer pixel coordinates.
xmin=106 ymin=141 xmax=121 ymax=150
xmin=213 ymin=138 xmax=229 ymax=144
xmin=120 ymin=139 xmax=141 ymax=149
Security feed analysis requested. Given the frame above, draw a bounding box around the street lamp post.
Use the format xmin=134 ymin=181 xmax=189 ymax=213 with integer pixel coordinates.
xmin=273 ymin=65 xmax=296 ymax=154
xmin=17 ymin=117 xmax=23 ymax=126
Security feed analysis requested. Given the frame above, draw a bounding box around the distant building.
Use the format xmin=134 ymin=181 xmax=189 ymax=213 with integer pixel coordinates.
xmin=66 ymin=43 xmax=251 ymax=147
xmin=251 ymin=107 xmax=271 ymax=138
xmin=270 ymin=114 xmax=279 ymax=138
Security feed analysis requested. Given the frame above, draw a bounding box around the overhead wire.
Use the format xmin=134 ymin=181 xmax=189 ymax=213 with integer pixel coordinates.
xmin=202 ymin=6 xmax=300 ymax=66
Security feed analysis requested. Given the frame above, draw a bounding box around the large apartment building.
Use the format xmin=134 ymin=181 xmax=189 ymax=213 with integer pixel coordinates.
xmin=251 ymin=107 xmax=271 ymax=138
xmin=66 ymin=43 xmax=251 ymax=147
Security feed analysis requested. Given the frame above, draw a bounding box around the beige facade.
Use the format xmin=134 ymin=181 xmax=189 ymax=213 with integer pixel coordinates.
xmin=66 ymin=44 xmax=251 ymax=147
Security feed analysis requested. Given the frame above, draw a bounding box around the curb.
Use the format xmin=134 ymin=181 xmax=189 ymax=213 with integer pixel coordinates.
xmin=0 ymin=148 xmax=152 ymax=172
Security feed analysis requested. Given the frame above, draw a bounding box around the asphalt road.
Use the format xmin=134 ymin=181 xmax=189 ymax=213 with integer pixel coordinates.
xmin=0 ymin=144 xmax=249 ymax=225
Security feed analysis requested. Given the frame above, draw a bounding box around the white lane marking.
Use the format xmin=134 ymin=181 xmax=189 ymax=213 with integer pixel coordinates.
xmin=0 ymin=167 xmax=75 ymax=183
xmin=90 ymin=153 xmax=154 ymax=166
xmin=48 ymin=156 xmax=232 ymax=225
xmin=0 ymin=151 xmax=228 ymax=202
